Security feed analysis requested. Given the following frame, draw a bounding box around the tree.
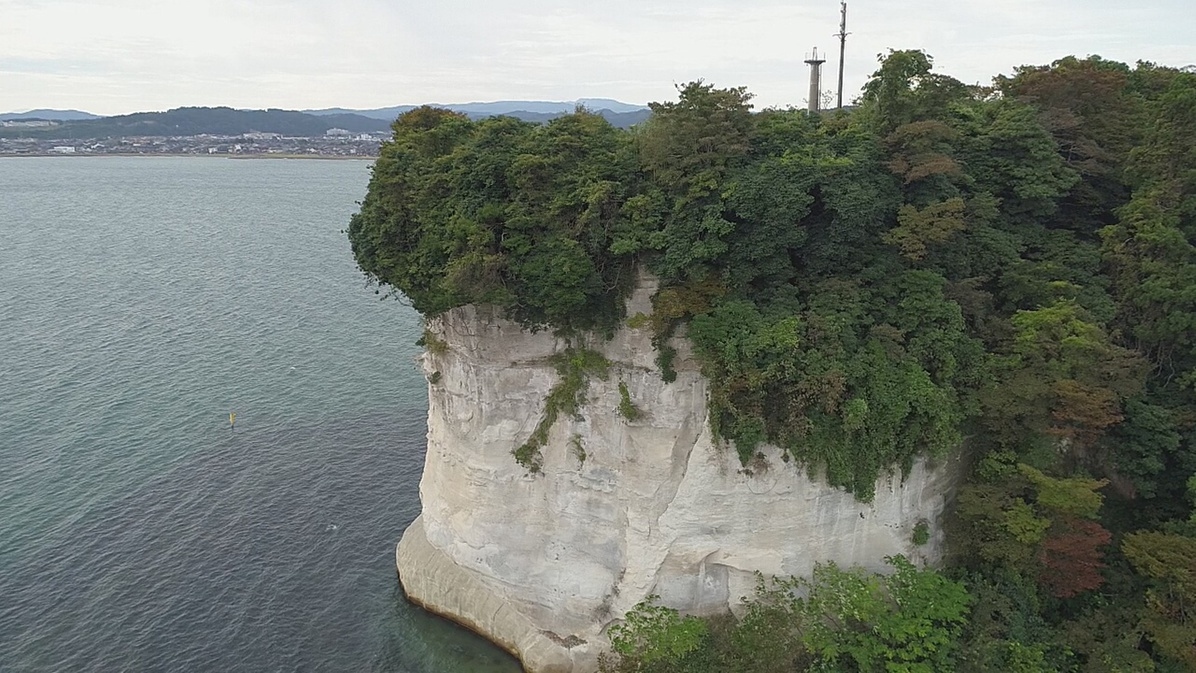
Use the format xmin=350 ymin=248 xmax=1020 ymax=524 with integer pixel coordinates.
xmin=954 ymin=99 xmax=1080 ymax=221
xmin=997 ymin=56 xmax=1137 ymax=180
xmin=605 ymin=596 xmax=709 ymax=671
xmin=1101 ymin=193 xmax=1196 ymax=371
xmin=1126 ymin=67 xmax=1196 ymax=206
xmin=799 ymin=556 xmax=972 ymax=673
xmin=955 ymin=570 xmax=1063 ymax=673
xmin=861 ymin=50 xmax=969 ymax=133
xmin=350 ymin=107 xmax=641 ymax=333
xmin=638 ymin=81 xmax=755 ymax=282
xmin=980 ymin=300 xmax=1146 ymax=458
xmin=602 ymin=561 xmax=971 ymax=673
xmin=950 ymin=458 xmax=1113 ymax=600
xmin=884 ymin=197 xmax=967 ymax=261
xmin=1123 ymin=530 xmax=1196 ymax=667
xmin=348 ymin=106 xmax=474 ymax=314
xmin=1036 ymin=516 xmax=1113 ymax=599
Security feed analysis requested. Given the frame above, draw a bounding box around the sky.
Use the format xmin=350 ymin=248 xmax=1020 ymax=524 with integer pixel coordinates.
xmin=1 ymin=0 xmax=1193 ymax=116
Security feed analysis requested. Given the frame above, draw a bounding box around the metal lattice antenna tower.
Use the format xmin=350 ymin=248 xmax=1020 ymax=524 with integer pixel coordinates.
xmin=836 ymin=1 xmax=849 ymax=109
xmin=804 ymin=47 xmax=827 ymax=113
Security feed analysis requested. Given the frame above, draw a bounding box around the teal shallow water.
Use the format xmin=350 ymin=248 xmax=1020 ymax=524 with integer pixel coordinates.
xmin=0 ymin=157 xmax=520 ymax=672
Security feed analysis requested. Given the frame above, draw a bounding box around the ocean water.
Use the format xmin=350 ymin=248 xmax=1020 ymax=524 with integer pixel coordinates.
xmin=0 ymin=157 xmax=520 ymax=672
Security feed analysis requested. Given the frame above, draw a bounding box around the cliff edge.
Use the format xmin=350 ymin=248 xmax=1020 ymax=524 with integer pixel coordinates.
xmin=397 ymin=274 xmax=960 ymax=673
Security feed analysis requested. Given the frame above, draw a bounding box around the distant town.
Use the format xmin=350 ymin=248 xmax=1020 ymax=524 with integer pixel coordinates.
xmin=0 ymin=128 xmax=384 ymax=158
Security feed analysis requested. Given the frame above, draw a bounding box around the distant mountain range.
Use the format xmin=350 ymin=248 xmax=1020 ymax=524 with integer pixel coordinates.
xmin=0 ymin=100 xmax=651 ymax=139
xmin=302 ymin=98 xmax=648 ymax=119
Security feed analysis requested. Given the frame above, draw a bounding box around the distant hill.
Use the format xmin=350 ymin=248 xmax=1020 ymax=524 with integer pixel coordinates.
xmin=0 ymin=107 xmax=391 ymax=139
xmin=497 ymin=108 xmax=651 ymax=128
xmin=0 ymin=109 xmax=101 ymax=121
xmin=575 ymin=99 xmax=647 ymax=114
xmin=305 ymin=99 xmax=650 ymax=123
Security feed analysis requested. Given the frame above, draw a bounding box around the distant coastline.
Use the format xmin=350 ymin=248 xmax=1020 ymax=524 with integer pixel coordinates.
xmin=0 ymin=152 xmax=377 ymax=160
xmin=228 ymin=153 xmax=376 ymax=160
xmin=0 ymin=102 xmax=651 ymax=162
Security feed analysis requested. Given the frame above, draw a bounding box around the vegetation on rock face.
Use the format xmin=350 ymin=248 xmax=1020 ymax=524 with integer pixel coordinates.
xmin=352 ymin=50 xmax=1196 ymax=670
xmin=913 ymin=519 xmax=931 ymax=546
xmin=512 ymin=347 xmax=609 ymax=473
xmin=617 ymin=381 xmax=642 ymax=421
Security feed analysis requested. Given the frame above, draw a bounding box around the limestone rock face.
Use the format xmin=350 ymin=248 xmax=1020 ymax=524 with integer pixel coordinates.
xmin=397 ymin=275 xmax=960 ymax=673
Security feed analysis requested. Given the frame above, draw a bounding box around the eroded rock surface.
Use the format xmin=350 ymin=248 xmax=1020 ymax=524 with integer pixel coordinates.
xmin=397 ymin=275 xmax=960 ymax=673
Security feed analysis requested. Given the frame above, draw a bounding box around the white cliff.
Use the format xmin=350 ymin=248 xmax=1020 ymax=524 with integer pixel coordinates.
xmin=396 ymin=275 xmax=961 ymax=673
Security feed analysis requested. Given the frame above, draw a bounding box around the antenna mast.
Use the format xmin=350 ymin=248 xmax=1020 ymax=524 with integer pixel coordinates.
xmin=835 ymin=1 xmax=849 ymax=109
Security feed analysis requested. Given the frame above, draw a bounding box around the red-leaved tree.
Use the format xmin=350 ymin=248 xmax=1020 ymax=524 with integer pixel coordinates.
xmin=1037 ymin=516 xmax=1113 ymax=598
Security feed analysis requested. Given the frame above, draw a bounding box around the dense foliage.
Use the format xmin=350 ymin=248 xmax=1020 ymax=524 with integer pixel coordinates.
xmin=600 ymin=556 xmax=971 ymax=673
xmin=351 ymin=51 xmax=1196 ymax=669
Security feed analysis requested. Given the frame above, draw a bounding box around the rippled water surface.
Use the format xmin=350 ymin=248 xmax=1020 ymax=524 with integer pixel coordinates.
xmin=0 ymin=157 xmax=520 ymax=672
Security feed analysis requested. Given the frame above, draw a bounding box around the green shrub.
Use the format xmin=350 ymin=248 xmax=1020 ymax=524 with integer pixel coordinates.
xmin=626 ymin=312 xmax=651 ymax=329
xmin=604 ymin=596 xmax=708 ymax=670
xmin=600 ymin=557 xmax=971 ymax=673
xmin=913 ymin=519 xmax=931 ymax=546
xmin=617 ymin=381 xmax=642 ymax=421
xmin=417 ymin=329 xmax=449 ymax=356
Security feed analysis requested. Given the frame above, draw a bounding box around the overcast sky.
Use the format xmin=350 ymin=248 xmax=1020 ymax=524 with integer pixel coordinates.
xmin=2 ymin=0 xmax=1193 ymax=115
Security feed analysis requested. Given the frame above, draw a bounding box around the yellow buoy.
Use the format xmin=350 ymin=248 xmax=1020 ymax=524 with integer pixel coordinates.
xmin=229 ymin=412 xmax=236 ymax=428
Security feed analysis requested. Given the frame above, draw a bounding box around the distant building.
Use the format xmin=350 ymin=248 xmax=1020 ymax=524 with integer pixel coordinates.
xmin=50 ymin=146 xmax=76 ymax=153
xmin=324 ymin=128 xmax=351 ymax=137
xmin=2 ymin=120 xmax=56 ymax=128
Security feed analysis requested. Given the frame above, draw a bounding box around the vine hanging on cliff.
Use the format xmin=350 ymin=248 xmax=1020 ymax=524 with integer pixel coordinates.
xmin=513 ymin=347 xmax=610 ymax=473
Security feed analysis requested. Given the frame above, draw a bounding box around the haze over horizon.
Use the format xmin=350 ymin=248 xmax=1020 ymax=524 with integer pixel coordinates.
xmin=2 ymin=0 xmax=1193 ymax=116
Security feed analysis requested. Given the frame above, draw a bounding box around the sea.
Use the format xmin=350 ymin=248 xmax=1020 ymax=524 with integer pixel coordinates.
xmin=0 ymin=156 xmax=521 ymax=673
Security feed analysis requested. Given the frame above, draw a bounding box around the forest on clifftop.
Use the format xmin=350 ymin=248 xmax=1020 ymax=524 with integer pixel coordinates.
xmin=349 ymin=50 xmax=1196 ymax=671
